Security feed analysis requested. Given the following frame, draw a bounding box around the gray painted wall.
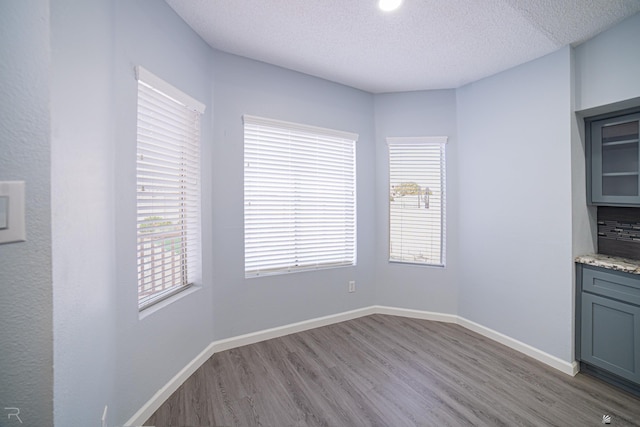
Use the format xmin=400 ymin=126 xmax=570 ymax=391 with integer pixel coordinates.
xmin=456 ymin=47 xmax=574 ymax=361
xmin=373 ymin=91 xmax=459 ymax=313
xmin=51 ymin=1 xmax=118 ymax=425
xmin=570 ymin=45 xmax=596 ymax=270
xmin=575 ymin=13 xmax=640 ymax=112
xmin=0 ymin=1 xmax=53 ymax=427
xmin=210 ymin=50 xmax=377 ymax=341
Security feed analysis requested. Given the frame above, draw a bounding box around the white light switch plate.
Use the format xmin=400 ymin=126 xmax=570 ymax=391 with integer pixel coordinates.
xmin=0 ymin=181 xmax=26 ymax=244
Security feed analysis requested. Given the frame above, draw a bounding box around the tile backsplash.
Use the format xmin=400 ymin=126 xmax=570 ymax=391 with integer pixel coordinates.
xmin=598 ymin=206 xmax=640 ymax=260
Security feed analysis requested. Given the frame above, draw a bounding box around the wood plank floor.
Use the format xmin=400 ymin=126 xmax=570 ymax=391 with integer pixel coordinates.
xmin=144 ymin=314 xmax=640 ymax=426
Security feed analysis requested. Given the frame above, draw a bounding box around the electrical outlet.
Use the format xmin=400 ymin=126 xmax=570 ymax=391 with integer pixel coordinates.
xmin=348 ymin=280 xmax=356 ymax=293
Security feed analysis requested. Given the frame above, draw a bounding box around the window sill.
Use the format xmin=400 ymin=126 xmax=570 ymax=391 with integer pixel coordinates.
xmin=138 ymin=285 xmax=201 ymax=320
xmin=246 ymin=262 xmax=356 ymax=279
xmin=389 ymin=260 xmax=446 ymax=268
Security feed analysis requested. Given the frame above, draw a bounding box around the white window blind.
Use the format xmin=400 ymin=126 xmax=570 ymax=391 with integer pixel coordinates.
xmin=136 ymin=66 xmax=205 ymax=310
xmin=244 ymin=115 xmax=357 ymax=277
xmin=388 ymin=137 xmax=447 ymax=266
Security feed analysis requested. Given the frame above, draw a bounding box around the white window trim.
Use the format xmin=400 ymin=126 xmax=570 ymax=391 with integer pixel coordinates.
xmin=135 ymin=66 xmax=205 ymax=114
xmin=243 ymin=115 xmax=358 ymax=142
xmin=387 ymin=136 xmax=447 ymax=267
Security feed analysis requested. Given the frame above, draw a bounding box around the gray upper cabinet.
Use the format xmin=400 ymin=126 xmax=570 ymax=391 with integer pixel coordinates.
xmin=587 ymin=110 xmax=640 ymax=206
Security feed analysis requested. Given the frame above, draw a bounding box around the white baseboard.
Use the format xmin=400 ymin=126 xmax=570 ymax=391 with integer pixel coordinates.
xmin=455 ymin=317 xmax=578 ymax=376
xmin=126 ymin=305 xmax=577 ymax=426
xmin=373 ymin=305 xmax=459 ymax=323
xmin=210 ymin=306 xmax=378 ymax=353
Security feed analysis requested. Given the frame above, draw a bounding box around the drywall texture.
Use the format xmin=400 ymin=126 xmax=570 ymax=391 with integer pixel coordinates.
xmin=210 ymin=50 xmax=377 ymax=341
xmin=166 ymin=0 xmax=640 ymax=93
xmin=456 ymin=47 xmax=574 ymax=362
xmin=373 ymin=90 xmax=459 ymax=313
xmin=575 ymin=12 xmax=640 ymax=111
xmin=0 ymin=1 xmax=53 ymax=426
xmin=51 ymin=1 xmax=118 ymax=426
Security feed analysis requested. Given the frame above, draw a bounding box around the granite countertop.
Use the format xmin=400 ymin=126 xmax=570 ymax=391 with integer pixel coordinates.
xmin=575 ymin=253 xmax=640 ymax=275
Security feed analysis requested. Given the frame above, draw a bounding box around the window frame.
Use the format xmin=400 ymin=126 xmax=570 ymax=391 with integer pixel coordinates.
xmin=135 ymin=66 xmax=205 ymax=311
xmin=243 ymin=115 xmax=358 ymax=278
xmin=387 ymin=136 xmax=447 ymax=267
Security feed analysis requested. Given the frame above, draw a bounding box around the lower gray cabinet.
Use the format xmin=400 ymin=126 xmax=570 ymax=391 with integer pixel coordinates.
xmin=577 ymin=264 xmax=640 ymax=391
xmin=581 ymin=293 xmax=640 ymax=383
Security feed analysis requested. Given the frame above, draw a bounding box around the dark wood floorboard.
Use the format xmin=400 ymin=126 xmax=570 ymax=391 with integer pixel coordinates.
xmin=144 ymin=314 xmax=640 ymax=427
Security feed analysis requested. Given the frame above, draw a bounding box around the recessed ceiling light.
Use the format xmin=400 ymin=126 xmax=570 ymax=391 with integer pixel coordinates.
xmin=379 ymin=0 xmax=403 ymax=12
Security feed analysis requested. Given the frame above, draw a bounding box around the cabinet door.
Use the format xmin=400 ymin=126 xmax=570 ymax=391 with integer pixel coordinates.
xmin=581 ymin=293 xmax=640 ymax=384
xmin=591 ymin=112 xmax=640 ymax=205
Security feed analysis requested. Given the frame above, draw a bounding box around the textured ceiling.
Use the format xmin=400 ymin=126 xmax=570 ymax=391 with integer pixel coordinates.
xmin=165 ymin=0 xmax=640 ymax=93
